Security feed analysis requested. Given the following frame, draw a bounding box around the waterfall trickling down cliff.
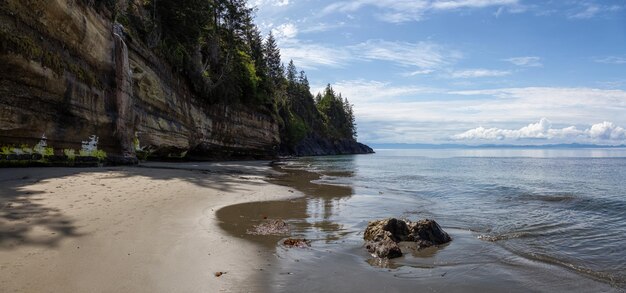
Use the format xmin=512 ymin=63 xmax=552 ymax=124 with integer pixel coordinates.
xmin=112 ymin=23 xmax=135 ymax=160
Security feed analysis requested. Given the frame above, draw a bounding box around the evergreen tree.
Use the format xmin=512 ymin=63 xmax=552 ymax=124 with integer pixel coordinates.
xmin=323 ymin=83 xmax=335 ymax=99
xmin=298 ymin=71 xmax=309 ymax=91
xmin=246 ymin=25 xmax=271 ymax=104
xmin=119 ymin=0 xmax=361 ymax=151
xmin=264 ymin=32 xmax=283 ymax=87
xmin=286 ymin=60 xmax=297 ymax=84
xmin=344 ymin=98 xmax=356 ymax=138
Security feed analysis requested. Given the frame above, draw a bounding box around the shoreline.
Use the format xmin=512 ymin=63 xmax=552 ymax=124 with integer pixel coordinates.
xmin=0 ymin=162 xmax=302 ymax=292
xmin=1 ymin=159 xmax=622 ymax=292
xmin=218 ymin=159 xmax=622 ymax=292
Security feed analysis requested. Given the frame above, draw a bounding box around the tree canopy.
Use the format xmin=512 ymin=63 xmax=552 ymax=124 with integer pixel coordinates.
xmin=112 ymin=0 xmax=357 ymax=148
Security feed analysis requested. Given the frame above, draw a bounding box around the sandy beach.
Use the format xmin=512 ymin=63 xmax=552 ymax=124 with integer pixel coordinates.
xmin=0 ymin=162 xmax=301 ymax=293
xmin=1 ymin=159 xmax=622 ymax=293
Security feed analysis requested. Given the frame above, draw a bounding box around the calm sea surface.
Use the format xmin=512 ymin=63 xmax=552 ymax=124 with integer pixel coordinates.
xmin=275 ymin=148 xmax=626 ymax=289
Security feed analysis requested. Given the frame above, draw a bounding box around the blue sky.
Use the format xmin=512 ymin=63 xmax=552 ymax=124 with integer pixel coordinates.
xmin=250 ymin=0 xmax=626 ymax=145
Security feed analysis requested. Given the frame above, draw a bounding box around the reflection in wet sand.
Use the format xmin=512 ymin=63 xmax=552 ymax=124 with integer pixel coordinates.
xmin=216 ymin=165 xmax=354 ymax=249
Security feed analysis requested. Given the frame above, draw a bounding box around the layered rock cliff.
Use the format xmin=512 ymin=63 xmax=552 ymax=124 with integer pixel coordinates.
xmin=0 ymin=0 xmax=280 ymax=163
xmin=284 ymin=135 xmax=374 ymax=156
xmin=0 ymin=0 xmax=371 ymax=164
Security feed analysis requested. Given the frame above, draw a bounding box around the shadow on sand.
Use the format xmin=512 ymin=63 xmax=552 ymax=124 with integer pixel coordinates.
xmin=0 ymin=161 xmax=270 ymax=250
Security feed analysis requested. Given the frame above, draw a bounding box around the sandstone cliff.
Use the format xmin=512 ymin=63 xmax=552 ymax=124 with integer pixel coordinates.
xmin=0 ymin=0 xmax=371 ymax=165
xmin=284 ymin=135 xmax=373 ymax=157
xmin=0 ymin=0 xmax=280 ymax=164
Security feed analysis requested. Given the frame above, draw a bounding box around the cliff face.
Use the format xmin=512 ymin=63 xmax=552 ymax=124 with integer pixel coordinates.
xmin=0 ymin=0 xmax=280 ymax=163
xmin=286 ymin=134 xmax=374 ymax=157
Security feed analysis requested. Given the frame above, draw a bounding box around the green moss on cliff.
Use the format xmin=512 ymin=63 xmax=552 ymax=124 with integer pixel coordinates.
xmin=0 ymin=30 xmax=63 ymax=74
xmin=0 ymin=29 xmax=99 ymax=87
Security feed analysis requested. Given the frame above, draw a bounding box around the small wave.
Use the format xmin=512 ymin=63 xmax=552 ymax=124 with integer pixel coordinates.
xmin=320 ymin=171 xmax=355 ymax=177
xmin=505 ymin=249 xmax=626 ymax=288
xmin=518 ymin=192 xmax=579 ymax=203
xmin=478 ymin=232 xmax=532 ymax=242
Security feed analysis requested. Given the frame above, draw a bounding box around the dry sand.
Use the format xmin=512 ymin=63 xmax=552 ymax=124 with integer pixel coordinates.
xmin=0 ymin=162 xmax=301 ymax=293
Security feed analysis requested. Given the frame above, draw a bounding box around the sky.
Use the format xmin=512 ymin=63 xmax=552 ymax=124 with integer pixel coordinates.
xmin=250 ymin=0 xmax=626 ymax=145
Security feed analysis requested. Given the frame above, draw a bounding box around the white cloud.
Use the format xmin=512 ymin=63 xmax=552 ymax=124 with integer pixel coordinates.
xmin=278 ymin=39 xmax=458 ymax=71
xmin=352 ymin=40 xmax=461 ymax=69
xmin=403 ymin=69 xmax=436 ymax=76
xmin=594 ymin=56 xmax=626 ymax=65
xmin=494 ymin=6 xmax=505 ymax=17
xmin=272 ymin=23 xmax=298 ymax=40
xmin=431 ymin=0 xmax=518 ymax=10
xmin=449 ymin=69 xmax=511 ymax=78
xmin=279 ymin=42 xmax=352 ymax=69
xmin=317 ymin=0 xmax=620 ymax=23
xmin=569 ymin=4 xmax=601 ymax=19
xmin=250 ymin=0 xmax=290 ymax=7
xmin=300 ymin=22 xmax=349 ymax=33
xmin=597 ymin=80 xmax=626 ymax=89
xmin=588 ymin=121 xmax=626 ymax=140
xmin=504 ymin=56 xmax=543 ymax=67
xmin=568 ymin=3 xmax=623 ymax=19
xmin=311 ymin=80 xmax=442 ymax=103
xmin=322 ymin=0 xmax=520 ymax=23
xmin=451 ymin=87 xmax=626 ymax=108
xmin=452 ymin=118 xmax=626 ymax=141
xmin=322 ymin=82 xmax=626 ymax=143
xmin=322 ymin=0 xmax=429 ymax=15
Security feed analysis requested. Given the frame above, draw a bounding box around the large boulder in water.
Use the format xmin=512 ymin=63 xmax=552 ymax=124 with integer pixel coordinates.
xmin=406 ymin=219 xmax=452 ymax=248
xmin=364 ymin=218 xmax=451 ymax=258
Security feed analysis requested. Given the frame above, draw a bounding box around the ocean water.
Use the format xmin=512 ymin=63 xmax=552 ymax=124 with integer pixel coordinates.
xmin=217 ymin=148 xmax=626 ymax=291
xmin=274 ymin=148 xmax=626 ymax=289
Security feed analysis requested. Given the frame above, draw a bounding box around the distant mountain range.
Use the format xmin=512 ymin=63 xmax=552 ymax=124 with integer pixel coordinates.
xmin=367 ymin=143 xmax=626 ymax=149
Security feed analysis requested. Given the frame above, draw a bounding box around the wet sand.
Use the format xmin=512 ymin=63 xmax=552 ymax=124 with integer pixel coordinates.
xmin=217 ymin=163 xmax=621 ymax=292
xmin=0 ymin=162 xmax=301 ymax=292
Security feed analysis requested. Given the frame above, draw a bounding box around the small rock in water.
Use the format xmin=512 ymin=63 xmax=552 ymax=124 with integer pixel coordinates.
xmin=365 ymin=232 xmax=402 ymax=258
xmin=364 ymin=218 xmax=451 ymax=258
xmin=283 ymin=238 xmax=310 ymax=248
xmin=364 ymin=218 xmax=409 ymax=242
xmin=247 ymin=219 xmax=289 ymax=235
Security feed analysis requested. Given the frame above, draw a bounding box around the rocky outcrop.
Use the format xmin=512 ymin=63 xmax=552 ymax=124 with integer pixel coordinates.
xmin=283 ymin=134 xmax=374 ymax=156
xmin=0 ymin=0 xmax=279 ymax=164
xmin=364 ymin=218 xmax=451 ymax=258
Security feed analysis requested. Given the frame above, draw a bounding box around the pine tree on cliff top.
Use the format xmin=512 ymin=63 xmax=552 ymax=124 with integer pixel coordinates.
xmin=286 ymin=60 xmax=297 ymax=83
xmin=264 ymin=32 xmax=283 ymax=86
